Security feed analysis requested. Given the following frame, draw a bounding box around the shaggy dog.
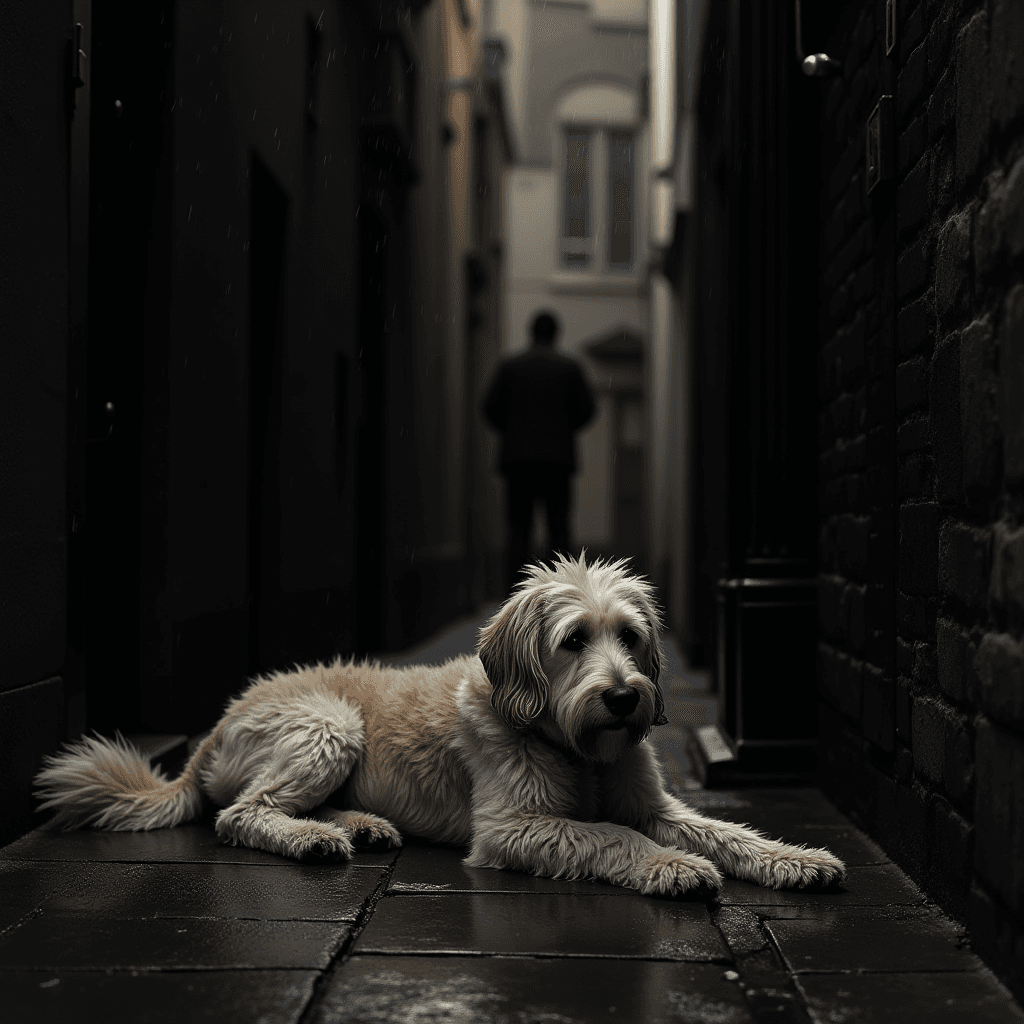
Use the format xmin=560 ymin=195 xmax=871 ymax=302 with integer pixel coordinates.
xmin=35 ymin=555 xmax=844 ymax=897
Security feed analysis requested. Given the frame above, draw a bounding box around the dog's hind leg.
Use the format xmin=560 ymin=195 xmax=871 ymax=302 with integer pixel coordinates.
xmin=309 ymin=807 xmax=402 ymax=851
xmin=213 ymin=693 xmax=366 ymax=860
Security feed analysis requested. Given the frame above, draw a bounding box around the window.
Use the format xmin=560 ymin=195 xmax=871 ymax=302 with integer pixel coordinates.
xmin=563 ymin=129 xmax=592 ymax=267
xmin=560 ymin=126 xmax=636 ymax=273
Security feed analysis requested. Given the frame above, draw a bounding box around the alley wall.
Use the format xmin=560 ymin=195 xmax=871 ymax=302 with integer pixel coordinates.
xmin=815 ymin=0 xmax=1024 ymax=999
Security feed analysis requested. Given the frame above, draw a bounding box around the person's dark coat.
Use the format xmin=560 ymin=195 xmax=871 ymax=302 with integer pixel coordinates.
xmin=483 ymin=347 xmax=596 ymax=471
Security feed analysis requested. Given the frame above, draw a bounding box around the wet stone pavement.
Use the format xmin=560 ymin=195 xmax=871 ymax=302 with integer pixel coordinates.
xmin=2 ymin=613 xmax=1023 ymax=1023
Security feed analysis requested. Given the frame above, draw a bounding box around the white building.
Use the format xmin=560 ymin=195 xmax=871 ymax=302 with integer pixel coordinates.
xmin=491 ymin=0 xmax=653 ymax=569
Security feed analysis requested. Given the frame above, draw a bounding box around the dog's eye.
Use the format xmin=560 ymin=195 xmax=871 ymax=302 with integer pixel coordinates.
xmin=560 ymin=630 xmax=587 ymax=652
xmin=621 ymin=628 xmax=639 ymax=649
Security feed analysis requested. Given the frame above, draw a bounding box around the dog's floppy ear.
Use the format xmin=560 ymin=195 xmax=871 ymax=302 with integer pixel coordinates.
xmin=477 ymin=586 xmax=548 ymax=730
xmin=636 ymin=590 xmax=669 ymax=727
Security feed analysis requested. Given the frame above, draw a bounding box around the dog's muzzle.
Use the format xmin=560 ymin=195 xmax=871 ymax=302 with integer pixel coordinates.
xmin=602 ymin=684 xmax=640 ymax=721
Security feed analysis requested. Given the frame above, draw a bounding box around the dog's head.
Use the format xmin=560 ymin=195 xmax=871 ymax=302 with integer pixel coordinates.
xmin=477 ymin=553 xmax=667 ymax=762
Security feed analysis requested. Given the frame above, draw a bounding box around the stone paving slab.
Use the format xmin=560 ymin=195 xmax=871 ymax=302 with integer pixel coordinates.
xmin=720 ymin=862 xmax=927 ymax=908
xmin=1 ymin=859 xmax=384 ymax=922
xmin=2 ymin=969 xmax=318 ymax=1024
xmin=0 ymin=860 xmax=108 ymax=932
xmin=354 ymin=891 xmax=731 ymax=961
xmin=389 ymin=840 xmax=633 ymax=894
xmin=0 ymin=823 xmax=399 ymax=868
xmin=314 ymin=954 xmax=753 ymax=1024
xmin=796 ymin=970 xmax=1024 ymax=1024
xmin=766 ymin=907 xmax=981 ymax=973
xmin=0 ymin=915 xmax=351 ymax=970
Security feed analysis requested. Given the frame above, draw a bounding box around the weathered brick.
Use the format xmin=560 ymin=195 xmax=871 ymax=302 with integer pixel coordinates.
xmin=912 ymin=696 xmax=946 ymax=784
xmin=862 ymin=663 xmax=894 ymax=753
xmin=896 ymin=590 xmax=931 ymax=639
xmin=865 ymin=584 xmax=894 ymax=670
xmin=935 ymin=206 xmax=972 ymax=326
xmin=837 ymin=514 xmax=870 ymax=578
xmin=898 ymin=452 xmax=931 ymax=499
xmin=853 ymin=385 xmax=867 ymax=431
xmin=975 ymin=168 xmax=1007 ymax=283
xmin=898 ymin=39 xmax=928 ymax=127
xmin=927 ymin=0 xmax=956 ymax=86
xmin=848 ymin=582 xmax=866 ymax=652
xmin=819 ymin=520 xmax=839 ymax=573
xmin=928 ymin=66 xmax=955 ymax=143
xmin=931 ymin=137 xmax=956 ymax=214
xmin=896 ymin=675 xmax=913 ymax=742
xmin=975 ymin=631 xmax=1024 ymax=732
xmin=827 ymin=393 xmax=854 ymax=442
xmin=897 ymin=636 xmax=915 ymax=676
xmin=991 ymin=0 xmax=1024 ymax=131
xmin=955 ymin=11 xmax=990 ymax=190
xmin=944 ymin=713 xmax=975 ymax=812
xmin=927 ymin=793 xmax=973 ymax=918
xmin=960 ymin=318 xmax=1001 ymax=501
xmin=939 ymin=520 xmax=992 ymax=609
xmin=896 ymin=743 xmax=914 ymax=783
xmin=1002 ymin=283 xmax=1024 ymax=483
xmin=897 ymin=414 xmax=930 ymax=454
xmin=818 ymin=575 xmax=846 ymax=642
xmin=897 ymin=237 xmax=928 ymax=301
xmin=929 ymin=329 xmax=962 ymax=504
xmin=898 ymin=155 xmax=930 ymax=238
xmin=914 ymin=640 xmax=938 ymax=688
xmin=899 ymin=502 xmax=939 ymax=596
xmin=848 ymin=260 xmax=874 ymax=311
xmin=990 ymin=520 xmax=1024 ymax=622
xmin=975 ymin=716 xmax=1024 ymax=918
xmin=896 ymin=355 xmax=929 ymax=414
xmin=937 ymin=615 xmax=975 ymax=704
xmin=898 ymin=116 xmax=927 ymax=177
xmin=900 ymin=0 xmax=926 ymax=65
xmin=896 ymin=292 xmax=933 ymax=357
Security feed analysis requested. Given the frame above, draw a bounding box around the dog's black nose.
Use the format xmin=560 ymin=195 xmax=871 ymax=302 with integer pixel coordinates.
xmin=602 ymin=684 xmax=640 ymax=718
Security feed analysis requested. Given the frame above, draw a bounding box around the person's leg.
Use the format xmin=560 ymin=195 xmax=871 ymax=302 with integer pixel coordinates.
xmin=504 ymin=468 xmax=534 ymax=591
xmin=541 ymin=466 xmax=572 ymax=561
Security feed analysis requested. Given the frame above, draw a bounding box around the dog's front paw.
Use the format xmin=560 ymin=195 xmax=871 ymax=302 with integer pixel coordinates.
xmin=311 ymin=807 xmax=403 ymax=851
xmin=757 ymin=844 xmax=846 ymax=890
xmin=633 ymin=850 xmax=723 ymax=899
xmin=289 ymin=820 xmax=356 ymax=861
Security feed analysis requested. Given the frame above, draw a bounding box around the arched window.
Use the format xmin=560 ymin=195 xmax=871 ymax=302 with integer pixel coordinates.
xmin=555 ymin=83 xmax=640 ymax=274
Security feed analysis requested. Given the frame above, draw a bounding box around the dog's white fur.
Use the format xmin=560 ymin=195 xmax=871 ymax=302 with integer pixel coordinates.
xmin=34 ymin=555 xmax=844 ymax=897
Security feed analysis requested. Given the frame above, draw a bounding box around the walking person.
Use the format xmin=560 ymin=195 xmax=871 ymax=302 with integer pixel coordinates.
xmin=483 ymin=311 xmax=596 ymax=591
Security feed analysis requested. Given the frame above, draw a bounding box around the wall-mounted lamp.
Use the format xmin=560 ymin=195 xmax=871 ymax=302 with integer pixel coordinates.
xmin=795 ymin=0 xmax=842 ymax=77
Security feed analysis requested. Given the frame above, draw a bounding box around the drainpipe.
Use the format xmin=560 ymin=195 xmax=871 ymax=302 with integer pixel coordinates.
xmin=650 ymin=0 xmax=676 ymax=251
xmin=648 ymin=0 xmax=676 ymax=604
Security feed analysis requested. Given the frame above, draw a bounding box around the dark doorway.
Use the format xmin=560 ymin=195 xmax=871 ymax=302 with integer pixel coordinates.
xmin=247 ymin=155 xmax=289 ymax=676
xmin=354 ymin=206 xmax=388 ymax=653
xmin=82 ymin=1 xmax=173 ymax=733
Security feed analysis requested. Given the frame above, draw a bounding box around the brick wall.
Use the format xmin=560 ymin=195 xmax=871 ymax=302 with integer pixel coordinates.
xmin=816 ymin=0 xmax=1024 ymax=1000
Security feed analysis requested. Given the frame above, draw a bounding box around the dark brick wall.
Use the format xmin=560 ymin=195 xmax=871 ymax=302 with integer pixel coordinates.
xmin=816 ymin=0 xmax=1024 ymax=1001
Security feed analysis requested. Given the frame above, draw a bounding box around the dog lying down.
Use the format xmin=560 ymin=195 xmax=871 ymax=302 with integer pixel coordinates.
xmin=35 ymin=555 xmax=844 ymax=898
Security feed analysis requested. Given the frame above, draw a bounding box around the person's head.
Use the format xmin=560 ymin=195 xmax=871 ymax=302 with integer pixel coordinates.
xmin=531 ymin=311 xmax=560 ymax=348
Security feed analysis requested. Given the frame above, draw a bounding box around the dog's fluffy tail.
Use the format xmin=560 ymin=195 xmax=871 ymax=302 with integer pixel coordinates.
xmin=33 ymin=728 xmax=220 ymax=832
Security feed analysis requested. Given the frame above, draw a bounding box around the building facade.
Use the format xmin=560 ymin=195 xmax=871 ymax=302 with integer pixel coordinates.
xmin=0 ymin=0 xmax=511 ymax=846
